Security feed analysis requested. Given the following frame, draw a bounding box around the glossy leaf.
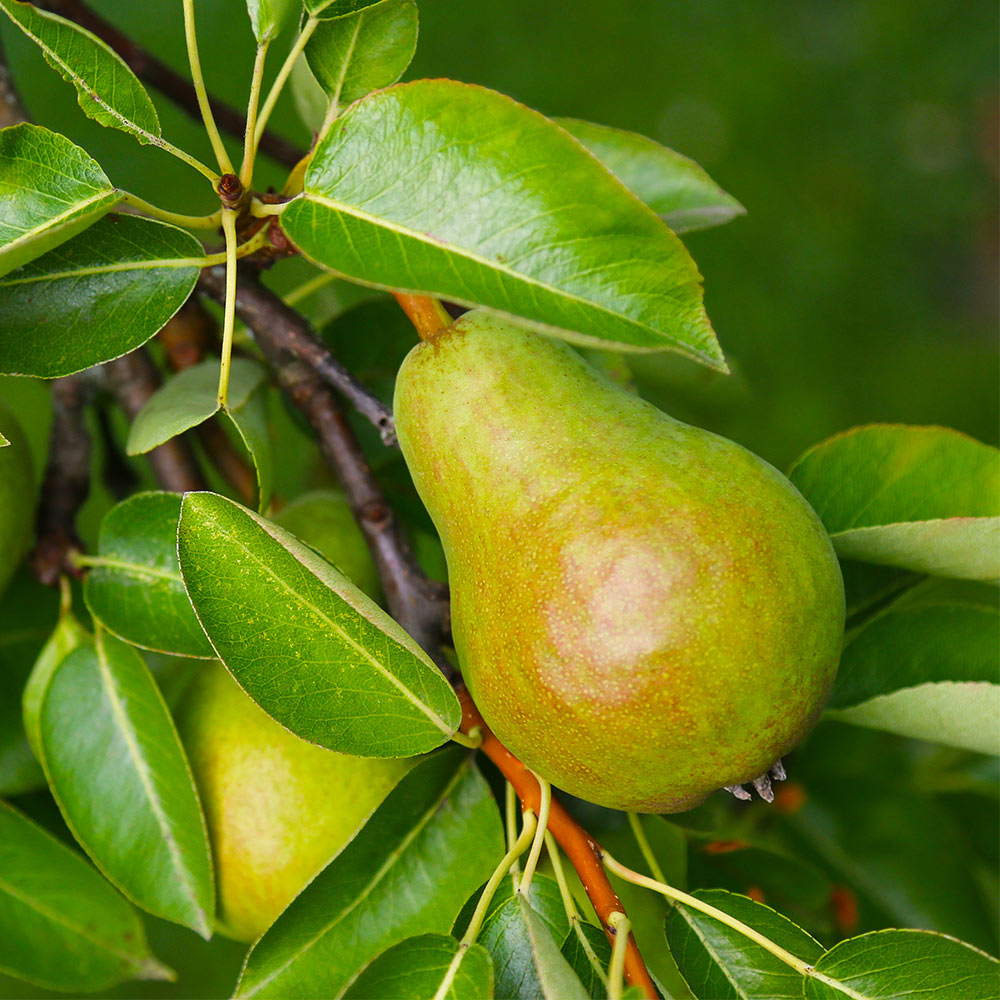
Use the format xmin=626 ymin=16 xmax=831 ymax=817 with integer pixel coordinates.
xmin=282 ymin=80 xmax=724 ymax=365
xmin=83 ymin=491 xmax=214 ymax=658
xmin=246 ymin=0 xmax=300 ymax=42
xmin=557 ymin=117 xmax=745 ymax=233
xmin=476 ymin=892 xmax=589 ymax=1000
xmin=126 ymin=357 xmax=266 ymax=455
xmin=40 ymin=630 xmax=215 ymax=936
xmin=342 ymin=934 xmax=493 ymax=1000
xmin=826 ymin=584 xmax=999 ymax=754
xmin=0 ymin=214 xmax=203 ymax=378
xmin=236 ymin=751 xmax=504 ymax=998
xmin=225 ymin=385 xmax=274 ymax=512
xmin=804 ymin=929 xmax=1000 ymax=999
xmin=0 ymin=0 xmax=161 ymax=143
xmin=789 ymin=425 xmax=1000 ymax=580
xmin=306 ymin=0 xmax=417 ymax=107
xmin=0 ymin=800 xmax=169 ymax=992
xmin=305 ymin=0 xmax=387 ymax=18
xmin=177 ymin=491 xmax=460 ymax=756
xmin=666 ymin=889 xmax=822 ymax=1000
xmin=21 ymin=607 xmax=90 ymax=759
xmin=560 ymin=920 xmax=612 ymax=999
xmin=0 ymin=123 xmax=119 ymax=279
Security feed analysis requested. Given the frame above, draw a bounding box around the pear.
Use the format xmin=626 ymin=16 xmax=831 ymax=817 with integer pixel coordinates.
xmin=176 ymin=661 xmax=411 ymax=941
xmin=0 ymin=398 xmax=33 ymax=599
xmin=394 ymin=311 xmax=844 ymax=813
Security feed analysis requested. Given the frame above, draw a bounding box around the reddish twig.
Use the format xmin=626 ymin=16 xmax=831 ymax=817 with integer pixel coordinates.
xmin=460 ymin=692 xmax=658 ymax=999
xmin=104 ymin=349 xmax=206 ymax=494
xmin=197 ymin=266 xmax=451 ymax=668
xmin=36 ymin=0 xmax=302 ymax=168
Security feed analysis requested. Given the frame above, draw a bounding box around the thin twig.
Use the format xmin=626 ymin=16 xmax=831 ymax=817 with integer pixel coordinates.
xmin=31 ymin=373 xmax=98 ymax=586
xmin=201 ymin=266 xmax=395 ymax=444
xmin=35 ymin=0 xmax=302 ymax=168
xmin=198 ymin=266 xmax=450 ymax=668
xmin=104 ymin=349 xmax=206 ymax=493
xmin=459 ymin=692 xmax=658 ymax=1000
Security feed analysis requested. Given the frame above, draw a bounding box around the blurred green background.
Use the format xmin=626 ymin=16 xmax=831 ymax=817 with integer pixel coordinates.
xmin=0 ymin=1 xmax=996 ymax=996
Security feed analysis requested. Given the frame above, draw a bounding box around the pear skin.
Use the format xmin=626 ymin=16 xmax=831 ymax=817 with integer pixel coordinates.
xmin=394 ymin=311 xmax=844 ymax=813
xmin=176 ymin=661 xmax=411 ymax=941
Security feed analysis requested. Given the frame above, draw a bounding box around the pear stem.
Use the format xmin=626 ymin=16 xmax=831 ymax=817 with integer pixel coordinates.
xmin=393 ymin=293 xmax=452 ymax=340
xmin=458 ymin=691 xmax=657 ymax=1000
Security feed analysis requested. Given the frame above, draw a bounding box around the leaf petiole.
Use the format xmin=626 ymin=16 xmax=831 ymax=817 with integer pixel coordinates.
xmin=602 ymin=853 xmax=814 ymax=977
xmin=252 ymin=17 xmax=320 ymax=163
xmin=606 ymin=911 xmax=631 ymax=1000
xmin=626 ymin=813 xmax=667 ymax=884
xmin=516 ymin=775 xmax=550 ymax=893
xmin=216 ymin=208 xmax=239 ymax=407
xmin=240 ymin=41 xmax=270 ymax=188
xmin=117 ymin=192 xmax=222 ymax=230
xmin=181 ymin=0 xmax=234 ymax=175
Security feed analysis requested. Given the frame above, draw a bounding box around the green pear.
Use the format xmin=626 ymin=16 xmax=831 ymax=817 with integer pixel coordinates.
xmin=273 ymin=489 xmax=380 ymax=601
xmin=0 ymin=398 xmax=34 ymax=599
xmin=394 ymin=311 xmax=844 ymax=813
xmin=176 ymin=661 xmax=411 ymax=942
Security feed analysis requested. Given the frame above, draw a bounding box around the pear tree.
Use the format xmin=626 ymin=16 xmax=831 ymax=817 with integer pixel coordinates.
xmin=0 ymin=1 xmax=997 ymax=998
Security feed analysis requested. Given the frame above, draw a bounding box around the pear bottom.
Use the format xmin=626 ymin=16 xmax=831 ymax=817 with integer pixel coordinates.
xmin=176 ymin=662 xmax=411 ymax=942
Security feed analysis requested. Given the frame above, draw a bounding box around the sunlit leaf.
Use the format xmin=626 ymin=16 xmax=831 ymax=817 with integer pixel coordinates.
xmin=0 ymin=123 xmax=119 ymax=279
xmin=305 ymin=0 xmax=387 ymax=18
xmin=790 ymin=425 xmax=1000 ymax=581
xmin=0 ymin=214 xmax=203 ymax=377
xmin=0 ymin=0 xmax=161 ymax=143
xmin=177 ymin=491 xmax=460 ymax=756
xmin=83 ymin=491 xmax=214 ymax=658
xmin=341 ymin=934 xmax=493 ymax=1000
xmin=40 ymin=630 xmax=215 ymax=935
xmin=305 ymin=0 xmax=417 ymax=107
xmin=246 ymin=0 xmax=300 ymax=42
xmin=557 ymin=117 xmax=745 ymax=233
xmin=282 ymin=80 xmax=724 ymax=365
xmin=804 ymin=929 xmax=999 ymax=999
xmin=0 ymin=800 xmax=170 ymax=992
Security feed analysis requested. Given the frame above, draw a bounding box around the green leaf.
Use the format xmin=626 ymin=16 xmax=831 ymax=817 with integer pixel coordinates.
xmin=282 ymin=80 xmax=724 ymax=366
xmin=83 ymin=491 xmax=214 ymax=658
xmin=789 ymin=425 xmax=1000 ymax=581
xmin=665 ymin=889 xmax=822 ymax=1000
xmin=454 ymin=873 xmax=571 ymax=947
xmin=126 ymin=358 xmax=266 ymax=455
xmin=0 ymin=800 xmax=170 ymax=992
xmin=305 ymin=0 xmax=388 ymax=18
xmin=342 ymin=934 xmax=494 ymax=1000
xmin=476 ymin=892 xmax=589 ymax=1000
xmin=225 ymin=385 xmax=274 ymax=512
xmin=557 ymin=118 xmax=745 ymax=233
xmin=0 ymin=0 xmax=161 ymax=143
xmin=236 ymin=750 xmax=505 ymax=998
xmin=826 ymin=583 xmax=999 ymax=754
xmin=0 ymin=430 xmax=7 ymax=446
xmin=177 ymin=491 xmax=461 ymax=756
xmin=21 ymin=607 xmax=90 ymax=759
xmin=246 ymin=0 xmax=301 ymax=42
xmin=0 ymin=214 xmax=203 ymax=378
xmin=39 ymin=630 xmax=215 ymax=936
xmin=560 ymin=920 xmax=612 ymax=999
xmin=804 ymin=929 xmax=1000 ymax=999
xmin=305 ymin=0 xmax=418 ymax=107
xmin=0 ymin=123 xmax=119 ymax=279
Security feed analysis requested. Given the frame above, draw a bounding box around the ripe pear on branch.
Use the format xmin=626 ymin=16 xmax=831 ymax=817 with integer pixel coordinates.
xmin=394 ymin=311 xmax=844 ymax=813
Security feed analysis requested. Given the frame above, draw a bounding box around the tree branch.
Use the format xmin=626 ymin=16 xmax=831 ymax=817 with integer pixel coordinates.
xmin=460 ymin=692 xmax=658 ymax=1000
xmin=31 ymin=372 xmax=98 ymax=586
xmin=36 ymin=0 xmax=302 ymax=168
xmin=104 ymin=349 xmax=207 ymax=494
xmin=198 ymin=266 xmax=450 ymax=668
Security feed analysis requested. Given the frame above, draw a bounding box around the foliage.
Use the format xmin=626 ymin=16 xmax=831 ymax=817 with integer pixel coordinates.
xmin=0 ymin=1 xmax=996 ymax=998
